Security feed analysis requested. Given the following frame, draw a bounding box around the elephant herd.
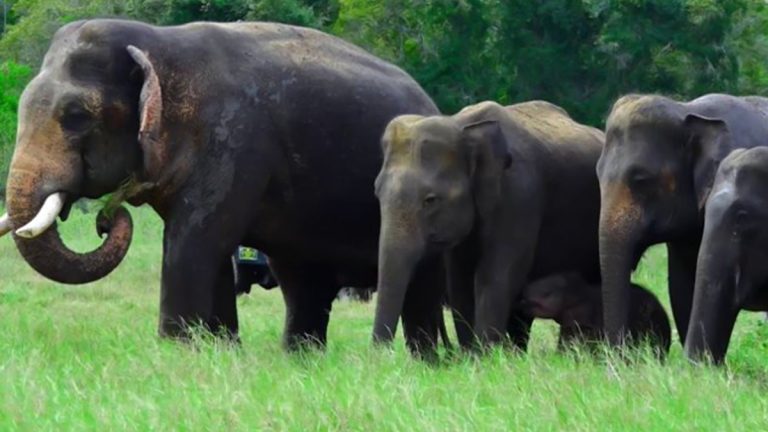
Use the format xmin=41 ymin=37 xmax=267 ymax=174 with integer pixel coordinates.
xmin=2 ymin=19 xmax=768 ymax=364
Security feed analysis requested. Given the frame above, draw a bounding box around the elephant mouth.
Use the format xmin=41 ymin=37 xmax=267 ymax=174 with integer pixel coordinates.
xmin=630 ymin=243 xmax=649 ymax=271
xmin=58 ymin=198 xmax=76 ymax=222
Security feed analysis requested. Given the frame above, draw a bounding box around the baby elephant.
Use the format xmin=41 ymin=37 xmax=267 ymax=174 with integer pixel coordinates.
xmin=521 ymin=273 xmax=671 ymax=356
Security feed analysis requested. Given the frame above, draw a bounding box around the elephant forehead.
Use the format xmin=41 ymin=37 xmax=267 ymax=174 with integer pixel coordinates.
xmin=378 ymin=168 xmax=424 ymax=206
xmin=385 ymin=126 xmax=464 ymax=171
xmin=731 ymin=149 xmax=768 ymax=173
xmin=17 ymin=82 xmax=64 ymax=141
xmin=382 ymin=117 xmax=419 ymax=165
xmin=707 ymin=181 xmax=735 ymax=209
xmin=18 ymin=77 xmax=55 ymax=122
xmin=732 ymin=166 xmax=768 ymax=203
xmin=20 ymin=76 xmax=102 ymax=127
xmin=417 ymin=139 xmax=464 ymax=170
xmin=608 ymin=95 xmax=681 ymax=130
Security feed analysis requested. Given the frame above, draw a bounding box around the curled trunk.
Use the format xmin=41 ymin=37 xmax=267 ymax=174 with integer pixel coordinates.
xmin=6 ymin=170 xmax=133 ymax=284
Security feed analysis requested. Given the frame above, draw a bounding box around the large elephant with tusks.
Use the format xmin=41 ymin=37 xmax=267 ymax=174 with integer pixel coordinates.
xmin=1 ymin=19 xmax=439 ymax=350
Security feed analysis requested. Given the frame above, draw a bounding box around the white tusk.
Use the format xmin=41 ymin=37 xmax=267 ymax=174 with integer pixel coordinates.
xmin=0 ymin=213 xmax=11 ymax=237
xmin=15 ymin=192 xmax=66 ymax=239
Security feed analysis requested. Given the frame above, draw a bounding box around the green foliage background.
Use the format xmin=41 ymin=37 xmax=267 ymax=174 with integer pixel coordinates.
xmin=0 ymin=0 xmax=767 ymax=190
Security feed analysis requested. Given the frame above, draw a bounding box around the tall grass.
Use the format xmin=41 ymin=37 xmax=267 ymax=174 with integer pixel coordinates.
xmin=0 ymin=206 xmax=767 ymax=430
xmin=0 ymin=61 xmax=31 ymax=194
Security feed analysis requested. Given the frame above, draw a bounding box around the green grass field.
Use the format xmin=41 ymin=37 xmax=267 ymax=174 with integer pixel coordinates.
xmin=1 ymin=206 xmax=768 ymax=430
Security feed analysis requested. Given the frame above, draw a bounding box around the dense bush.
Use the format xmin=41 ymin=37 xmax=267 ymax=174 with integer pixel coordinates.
xmin=0 ymin=61 xmax=30 ymax=196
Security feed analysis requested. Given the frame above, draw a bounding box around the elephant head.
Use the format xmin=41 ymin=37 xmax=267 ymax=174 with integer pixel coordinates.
xmin=372 ymin=112 xmax=511 ymax=342
xmin=685 ymin=148 xmax=768 ymax=363
xmin=597 ymin=94 xmax=729 ymax=344
xmin=2 ymin=20 xmax=173 ymax=283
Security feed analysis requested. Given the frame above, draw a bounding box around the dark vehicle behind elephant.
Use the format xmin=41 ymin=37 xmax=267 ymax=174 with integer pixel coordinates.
xmin=372 ymin=100 xmax=604 ymax=350
xmin=233 ymin=247 xmax=278 ymax=295
xmin=3 ymin=19 xmax=440 ymax=350
xmin=596 ymin=94 xmax=768 ymax=352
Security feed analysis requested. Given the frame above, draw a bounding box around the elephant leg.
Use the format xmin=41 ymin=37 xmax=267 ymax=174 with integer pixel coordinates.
xmin=446 ymin=243 xmax=477 ymax=349
xmin=667 ymin=240 xmax=700 ymax=346
xmin=401 ymin=256 xmax=443 ymax=360
xmin=474 ymin=250 xmax=535 ymax=347
xmin=270 ymin=258 xmax=338 ymax=350
xmin=211 ymin=257 xmax=239 ymax=339
xmin=506 ymin=310 xmax=533 ymax=352
xmin=158 ymin=230 xmax=238 ymax=340
xmin=473 ymin=208 xmax=539 ymax=347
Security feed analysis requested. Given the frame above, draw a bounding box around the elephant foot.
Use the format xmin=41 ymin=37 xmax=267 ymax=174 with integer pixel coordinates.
xmin=408 ymin=342 xmax=439 ymax=364
xmin=158 ymin=315 xmax=240 ymax=345
xmin=282 ymin=331 xmax=328 ymax=352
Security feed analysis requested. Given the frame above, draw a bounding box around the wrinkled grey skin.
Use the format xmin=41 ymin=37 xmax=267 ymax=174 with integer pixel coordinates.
xmin=7 ymin=19 xmax=439 ymax=350
xmin=597 ymin=94 xmax=768 ymax=350
xmin=521 ymin=273 xmax=671 ymax=355
xmin=686 ymin=147 xmax=768 ymax=363
xmin=372 ymin=100 xmax=604 ymax=349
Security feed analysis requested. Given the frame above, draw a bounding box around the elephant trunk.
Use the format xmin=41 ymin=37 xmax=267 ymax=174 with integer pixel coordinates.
xmin=372 ymin=212 xmax=424 ymax=344
xmin=684 ymin=210 xmax=739 ymax=364
xmin=599 ymin=184 xmax=643 ymax=346
xmin=6 ymin=167 xmax=133 ymax=284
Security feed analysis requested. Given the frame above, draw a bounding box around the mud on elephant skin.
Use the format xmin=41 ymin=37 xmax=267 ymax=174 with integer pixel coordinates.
xmin=686 ymin=147 xmax=768 ymax=363
xmin=597 ymin=94 xmax=768 ymax=349
xmin=372 ymin=100 xmax=604 ymax=350
xmin=3 ymin=19 xmax=439 ymax=348
xmin=521 ymin=273 xmax=671 ymax=356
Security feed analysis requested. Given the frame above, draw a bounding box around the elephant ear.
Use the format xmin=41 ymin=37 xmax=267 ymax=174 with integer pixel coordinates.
xmin=462 ymin=120 xmax=512 ymax=220
xmin=126 ymin=45 xmax=165 ymax=181
xmin=684 ymin=113 xmax=729 ymax=210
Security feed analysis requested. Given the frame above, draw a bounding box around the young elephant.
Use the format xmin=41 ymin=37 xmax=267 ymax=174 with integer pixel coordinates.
xmin=686 ymin=147 xmax=768 ymax=363
xmin=372 ymin=100 xmax=604 ymax=349
xmin=521 ymin=273 xmax=671 ymax=355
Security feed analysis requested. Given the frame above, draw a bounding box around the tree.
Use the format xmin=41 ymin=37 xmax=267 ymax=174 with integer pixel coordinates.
xmin=0 ymin=0 xmax=758 ymax=125
xmin=0 ymin=0 xmax=125 ymax=64
xmin=728 ymin=0 xmax=768 ymax=95
xmin=0 ymin=61 xmax=30 ymax=195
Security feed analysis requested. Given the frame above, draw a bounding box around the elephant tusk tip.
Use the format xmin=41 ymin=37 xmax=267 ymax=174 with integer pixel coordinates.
xmin=15 ymin=227 xmax=38 ymax=238
xmin=0 ymin=213 xmax=11 ymax=237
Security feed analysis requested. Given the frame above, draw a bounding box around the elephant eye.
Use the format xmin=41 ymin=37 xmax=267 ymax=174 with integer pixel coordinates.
xmin=423 ymin=193 xmax=439 ymax=207
xmin=60 ymin=108 xmax=94 ymax=133
xmin=734 ymin=209 xmax=753 ymax=233
xmin=627 ymin=168 xmax=655 ymax=190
